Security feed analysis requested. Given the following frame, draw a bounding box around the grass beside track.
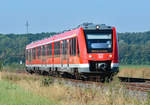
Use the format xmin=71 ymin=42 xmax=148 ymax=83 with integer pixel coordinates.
xmin=0 ymin=73 xmax=54 ymax=105
xmin=118 ymin=65 xmax=150 ymax=79
xmin=1 ymin=72 xmax=150 ymax=105
xmin=120 ymin=65 xmax=150 ymax=69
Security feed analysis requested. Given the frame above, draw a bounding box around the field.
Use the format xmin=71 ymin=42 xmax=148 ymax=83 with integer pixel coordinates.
xmin=118 ymin=65 xmax=150 ymax=79
xmin=0 ymin=69 xmax=150 ymax=105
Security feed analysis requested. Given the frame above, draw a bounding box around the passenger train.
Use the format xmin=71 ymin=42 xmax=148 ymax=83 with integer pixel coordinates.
xmin=26 ymin=23 xmax=119 ymax=81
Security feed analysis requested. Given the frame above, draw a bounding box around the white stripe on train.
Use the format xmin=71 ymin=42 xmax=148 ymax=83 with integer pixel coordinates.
xmin=26 ymin=63 xmax=119 ymax=68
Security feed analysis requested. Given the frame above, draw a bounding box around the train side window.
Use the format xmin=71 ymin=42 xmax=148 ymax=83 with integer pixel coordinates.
xmin=26 ymin=50 xmax=28 ymax=60
xmin=77 ymin=38 xmax=79 ymax=56
xmin=54 ymin=42 xmax=56 ymax=57
xmin=64 ymin=40 xmax=67 ymax=59
xmin=32 ymin=48 xmax=36 ymax=59
xmin=50 ymin=44 xmax=52 ymax=57
xmin=62 ymin=40 xmax=64 ymax=55
xmin=37 ymin=47 xmax=39 ymax=58
xmin=69 ymin=39 xmax=72 ymax=56
xmin=61 ymin=41 xmax=63 ymax=55
xmin=47 ymin=43 xmax=52 ymax=57
xmin=74 ymin=37 xmax=76 ymax=56
xmin=44 ymin=46 xmax=46 ymax=56
xmin=61 ymin=40 xmax=67 ymax=59
xmin=69 ymin=38 xmax=76 ymax=56
xmin=58 ymin=41 xmax=60 ymax=57
xmin=29 ymin=49 xmax=31 ymax=61
xmin=54 ymin=42 xmax=60 ymax=57
xmin=35 ymin=48 xmax=36 ymax=59
xmin=42 ymin=46 xmax=46 ymax=56
xmin=37 ymin=47 xmax=41 ymax=59
xmin=47 ymin=44 xmax=50 ymax=56
xmin=71 ymin=38 xmax=73 ymax=56
xmin=32 ymin=49 xmax=34 ymax=59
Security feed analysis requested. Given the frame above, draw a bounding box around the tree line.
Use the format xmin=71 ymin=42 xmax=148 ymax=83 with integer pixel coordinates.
xmin=0 ymin=31 xmax=150 ymax=65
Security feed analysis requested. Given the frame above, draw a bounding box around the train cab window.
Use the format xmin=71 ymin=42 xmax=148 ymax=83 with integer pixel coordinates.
xmin=84 ymin=30 xmax=113 ymax=53
xmin=37 ymin=47 xmax=41 ymax=58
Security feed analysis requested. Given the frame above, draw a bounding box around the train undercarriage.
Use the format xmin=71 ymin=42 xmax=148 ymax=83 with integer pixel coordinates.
xmin=26 ymin=64 xmax=119 ymax=82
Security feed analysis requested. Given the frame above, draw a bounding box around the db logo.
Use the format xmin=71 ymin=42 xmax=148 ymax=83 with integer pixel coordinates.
xmin=98 ymin=54 xmax=103 ymax=58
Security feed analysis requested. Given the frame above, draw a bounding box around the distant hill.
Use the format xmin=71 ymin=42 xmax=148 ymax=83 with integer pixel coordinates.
xmin=0 ymin=31 xmax=150 ymax=65
xmin=0 ymin=32 xmax=56 ymax=64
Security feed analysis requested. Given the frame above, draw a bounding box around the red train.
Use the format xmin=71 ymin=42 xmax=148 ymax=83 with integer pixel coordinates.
xmin=26 ymin=23 xmax=119 ymax=81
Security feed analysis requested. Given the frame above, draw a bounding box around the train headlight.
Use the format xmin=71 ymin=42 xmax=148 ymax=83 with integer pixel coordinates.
xmin=109 ymin=55 xmax=112 ymax=57
xmin=96 ymin=25 xmax=100 ymax=29
xmin=89 ymin=55 xmax=92 ymax=58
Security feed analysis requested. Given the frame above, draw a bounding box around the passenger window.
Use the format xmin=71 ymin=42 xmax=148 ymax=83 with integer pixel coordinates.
xmin=42 ymin=46 xmax=46 ymax=56
xmin=77 ymin=38 xmax=79 ymax=56
xmin=37 ymin=47 xmax=41 ymax=59
xmin=26 ymin=50 xmax=28 ymax=60
xmin=32 ymin=48 xmax=36 ymax=59
xmin=54 ymin=41 xmax=60 ymax=57
xmin=50 ymin=44 xmax=52 ymax=57
xmin=73 ymin=37 xmax=76 ymax=56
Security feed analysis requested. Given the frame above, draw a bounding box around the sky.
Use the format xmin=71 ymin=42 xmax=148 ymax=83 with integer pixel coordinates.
xmin=0 ymin=0 xmax=150 ymax=34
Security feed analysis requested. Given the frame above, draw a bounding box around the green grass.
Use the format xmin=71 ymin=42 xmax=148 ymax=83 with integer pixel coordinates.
xmin=0 ymin=80 xmax=55 ymax=105
xmin=2 ymin=63 xmax=25 ymax=72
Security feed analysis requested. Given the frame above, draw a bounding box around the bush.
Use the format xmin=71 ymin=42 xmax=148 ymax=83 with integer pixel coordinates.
xmin=0 ymin=61 xmax=3 ymax=71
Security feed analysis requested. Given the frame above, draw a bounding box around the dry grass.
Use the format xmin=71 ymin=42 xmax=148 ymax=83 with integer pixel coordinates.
xmin=1 ymin=72 xmax=149 ymax=105
xmin=118 ymin=67 xmax=150 ymax=79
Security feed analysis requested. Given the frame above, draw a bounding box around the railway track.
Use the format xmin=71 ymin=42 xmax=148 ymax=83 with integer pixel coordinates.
xmin=59 ymin=77 xmax=150 ymax=93
xmin=123 ymin=82 xmax=150 ymax=92
xmin=13 ymin=70 xmax=150 ymax=93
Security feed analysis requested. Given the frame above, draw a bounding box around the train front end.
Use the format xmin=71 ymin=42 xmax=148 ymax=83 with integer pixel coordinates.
xmin=79 ymin=23 xmax=119 ymax=78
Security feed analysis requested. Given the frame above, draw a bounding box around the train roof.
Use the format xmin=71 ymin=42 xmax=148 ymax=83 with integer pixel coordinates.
xmin=77 ymin=23 xmax=113 ymax=30
xmin=26 ymin=28 xmax=81 ymax=49
xmin=26 ymin=23 xmax=114 ymax=50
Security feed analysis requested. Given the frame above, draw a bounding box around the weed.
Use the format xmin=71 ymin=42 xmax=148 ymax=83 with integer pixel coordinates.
xmin=41 ymin=77 xmax=54 ymax=86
